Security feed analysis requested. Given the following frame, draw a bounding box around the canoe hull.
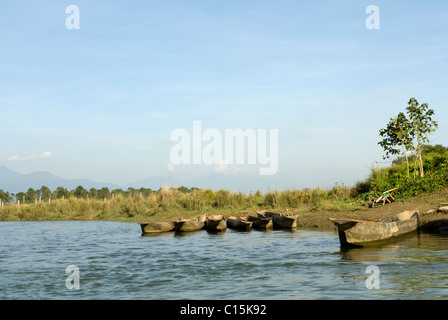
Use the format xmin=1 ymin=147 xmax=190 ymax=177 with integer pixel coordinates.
xmin=330 ymin=210 xmax=420 ymax=247
xmin=227 ymin=217 xmax=253 ymax=231
xmin=206 ymin=215 xmax=227 ymax=231
xmin=246 ymin=215 xmax=273 ymax=230
xmin=259 ymin=211 xmax=298 ymax=229
xmin=173 ymin=220 xmax=205 ymax=232
xmin=139 ymin=221 xmax=175 ymax=233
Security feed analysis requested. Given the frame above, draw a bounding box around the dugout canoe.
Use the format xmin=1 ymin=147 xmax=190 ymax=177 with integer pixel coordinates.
xmin=205 ymin=215 xmax=227 ymax=231
xmin=227 ymin=216 xmax=253 ymax=231
xmin=329 ymin=210 xmax=420 ymax=247
xmin=139 ymin=221 xmax=175 ymax=233
xmin=173 ymin=216 xmax=206 ymax=232
xmin=421 ymin=219 xmax=448 ymax=235
xmin=245 ymin=215 xmax=273 ymax=230
xmin=259 ymin=211 xmax=298 ymax=229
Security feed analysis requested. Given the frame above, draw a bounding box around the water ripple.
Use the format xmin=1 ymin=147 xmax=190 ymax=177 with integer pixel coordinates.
xmin=1 ymin=221 xmax=448 ymax=299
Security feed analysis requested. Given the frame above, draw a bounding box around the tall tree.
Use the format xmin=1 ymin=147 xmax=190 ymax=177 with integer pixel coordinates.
xmin=379 ymin=97 xmax=438 ymax=179
xmin=98 ymin=187 xmax=111 ymax=200
xmin=378 ymin=112 xmax=414 ymax=178
xmin=406 ymin=98 xmax=438 ymax=177
xmin=74 ymin=185 xmax=88 ymax=198
xmin=0 ymin=189 xmax=11 ymax=204
xmin=26 ymin=188 xmax=37 ymax=203
xmin=54 ymin=186 xmax=69 ymax=199
xmin=89 ymin=188 xmax=98 ymax=199
xmin=16 ymin=192 xmax=26 ymax=204
xmin=39 ymin=186 xmax=52 ymax=202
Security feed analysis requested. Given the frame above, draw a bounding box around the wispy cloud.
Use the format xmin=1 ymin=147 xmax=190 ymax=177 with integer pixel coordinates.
xmin=213 ymin=159 xmax=249 ymax=175
xmin=166 ymin=162 xmax=176 ymax=173
xmin=5 ymin=151 xmax=52 ymax=162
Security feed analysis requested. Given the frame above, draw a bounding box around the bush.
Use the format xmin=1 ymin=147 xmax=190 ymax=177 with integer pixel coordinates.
xmin=354 ymin=148 xmax=448 ymax=199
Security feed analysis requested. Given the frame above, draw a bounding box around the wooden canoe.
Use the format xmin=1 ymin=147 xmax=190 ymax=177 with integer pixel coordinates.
xmin=138 ymin=221 xmax=175 ymax=233
xmin=421 ymin=219 xmax=448 ymax=235
xmin=227 ymin=216 xmax=253 ymax=231
xmin=329 ymin=210 xmax=420 ymax=247
xmin=205 ymin=214 xmax=227 ymax=231
xmin=245 ymin=215 xmax=273 ymax=230
xmin=173 ymin=216 xmax=205 ymax=232
xmin=260 ymin=211 xmax=298 ymax=229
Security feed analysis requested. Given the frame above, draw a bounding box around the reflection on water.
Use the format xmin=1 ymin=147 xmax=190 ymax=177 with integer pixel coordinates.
xmin=1 ymin=221 xmax=448 ymax=299
xmin=339 ymin=233 xmax=448 ymax=264
xmin=336 ymin=232 xmax=448 ymax=300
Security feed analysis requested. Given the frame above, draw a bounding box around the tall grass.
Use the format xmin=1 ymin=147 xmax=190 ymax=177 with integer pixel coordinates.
xmin=0 ymin=184 xmax=355 ymax=221
xmin=2 ymin=147 xmax=446 ymax=221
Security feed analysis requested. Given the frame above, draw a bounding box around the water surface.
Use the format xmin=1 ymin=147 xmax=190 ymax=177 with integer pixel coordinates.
xmin=1 ymin=221 xmax=447 ymax=299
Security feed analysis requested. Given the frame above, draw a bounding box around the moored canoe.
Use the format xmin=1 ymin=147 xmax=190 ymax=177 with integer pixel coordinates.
xmin=259 ymin=211 xmax=298 ymax=229
xmin=173 ymin=217 xmax=205 ymax=232
xmin=227 ymin=216 xmax=253 ymax=231
xmin=245 ymin=215 xmax=273 ymax=230
xmin=138 ymin=221 xmax=175 ymax=233
xmin=329 ymin=210 xmax=420 ymax=247
xmin=205 ymin=214 xmax=227 ymax=231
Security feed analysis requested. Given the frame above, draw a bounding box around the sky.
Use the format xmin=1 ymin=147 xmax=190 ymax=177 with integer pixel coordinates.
xmin=0 ymin=0 xmax=447 ymax=191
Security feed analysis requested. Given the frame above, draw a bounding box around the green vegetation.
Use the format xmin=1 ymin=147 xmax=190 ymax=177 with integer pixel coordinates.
xmin=1 ymin=142 xmax=446 ymax=223
xmin=378 ymin=97 xmax=438 ymax=178
xmin=352 ymin=144 xmax=448 ymax=199
xmin=1 ymin=97 xmax=446 ymax=222
xmin=371 ymin=97 xmax=445 ymax=198
xmin=0 ymin=184 xmax=358 ymax=221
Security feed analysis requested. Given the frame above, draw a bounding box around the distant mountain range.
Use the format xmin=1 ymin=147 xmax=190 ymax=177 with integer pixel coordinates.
xmin=0 ymin=166 xmax=281 ymax=194
xmin=0 ymin=166 xmax=122 ymax=194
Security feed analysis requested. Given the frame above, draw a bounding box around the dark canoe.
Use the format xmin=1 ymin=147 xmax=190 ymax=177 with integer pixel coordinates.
xmin=329 ymin=210 xmax=420 ymax=247
xmin=138 ymin=221 xmax=175 ymax=233
xmin=245 ymin=215 xmax=273 ymax=230
xmin=173 ymin=216 xmax=206 ymax=232
xmin=421 ymin=219 xmax=448 ymax=235
xmin=205 ymin=215 xmax=227 ymax=231
xmin=227 ymin=216 xmax=253 ymax=231
xmin=260 ymin=211 xmax=298 ymax=229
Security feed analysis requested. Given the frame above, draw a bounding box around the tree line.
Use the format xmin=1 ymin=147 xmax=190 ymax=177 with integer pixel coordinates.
xmin=0 ymin=185 xmax=200 ymax=205
xmin=0 ymin=97 xmax=443 ymax=207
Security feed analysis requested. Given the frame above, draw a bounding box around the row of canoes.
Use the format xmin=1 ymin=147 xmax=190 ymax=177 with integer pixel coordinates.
xmin=139 ymin=209 xmax=438 ymax=248
xmin=138 ymin=211 xmax=299 ymax=234
xmin=226 ymin=211 xmax=298 ymax=231
xmin=139 ymin=215 xmax=220 ymax=233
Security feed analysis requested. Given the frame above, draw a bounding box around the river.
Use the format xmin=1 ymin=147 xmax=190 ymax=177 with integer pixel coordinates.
xmin=1 ymin=221 xmax=447 ymax=299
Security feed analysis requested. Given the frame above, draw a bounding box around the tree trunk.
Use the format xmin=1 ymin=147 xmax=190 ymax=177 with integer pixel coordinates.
xmin=416 ymin=133 xmax=424 ymax=178
xmin=413 ymin=154 xmax=418 ymax=179
xmin=401 ymin=144 xmax=410 ymax=178
xmin=419 ymin=148 xmax=424 ymax=177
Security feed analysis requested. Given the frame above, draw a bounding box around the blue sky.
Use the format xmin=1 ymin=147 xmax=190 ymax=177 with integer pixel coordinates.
xmin=1 ymin=0 xmax=447 ymax=191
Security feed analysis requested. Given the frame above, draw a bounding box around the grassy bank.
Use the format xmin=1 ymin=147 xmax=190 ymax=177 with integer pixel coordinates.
xmin=0 ymin=184 xmax=364 ymax=223
xmin=351 ymin=145 xmax=448 ymax=199
xmin=1 ymin=184 xmax=446 ymax=228
xmin=1 ymin=145 xmax=447 ymax=226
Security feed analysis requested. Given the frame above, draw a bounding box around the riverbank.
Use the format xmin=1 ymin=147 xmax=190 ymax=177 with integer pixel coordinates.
xmin=294 ymin=193 xmax=447 ymax=229
xmin=222 ymin=188 xmax=447 ymax=230
xmin=1 ymin=187 xmax=447 ymax=229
